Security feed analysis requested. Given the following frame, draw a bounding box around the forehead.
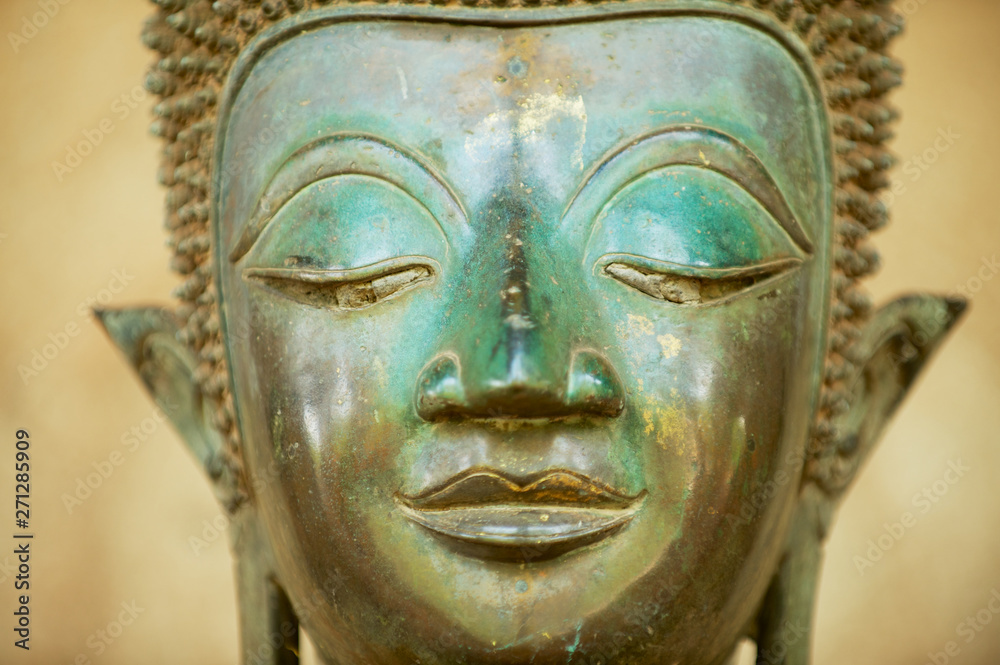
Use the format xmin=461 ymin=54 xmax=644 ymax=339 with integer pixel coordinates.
xmin=216 ymin=6 xmax=830 ymax=248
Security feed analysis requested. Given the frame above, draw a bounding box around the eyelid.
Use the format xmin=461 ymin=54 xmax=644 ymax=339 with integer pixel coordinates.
xmin=243 ymin=256 xmax=438 ymax=311
xmin=228 ymin=134 xmax=464 ymax=263
xmin=567 ymin=127 xmax=814 ymax=256
xmin=597 ymin=253 xmax=802 ymax=306
xmin=245 ymin=255 xmax=438 ymax=283
xmin=596 ymin=253 xmax=802 ymax=280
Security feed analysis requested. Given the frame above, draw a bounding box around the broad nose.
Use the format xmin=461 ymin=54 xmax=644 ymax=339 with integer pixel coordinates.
xmin=415 ymin=192 xmax=624 ymax=420
xmin=415 ymin=349 xmax=624 ymax=421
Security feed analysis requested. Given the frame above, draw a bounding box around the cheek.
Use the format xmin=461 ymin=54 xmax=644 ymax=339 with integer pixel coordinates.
xmin=237 ymin=293 xmax=421 ymax=468
xmin=593 ymin=272 xmax=817 ymax=634
xmin=225 ymin=268 xmax=455 ymax=523
xmin=225 ymin=281 xmax=438 ymax=612
xmin=603 ymin=271 xmax=813 ymax=519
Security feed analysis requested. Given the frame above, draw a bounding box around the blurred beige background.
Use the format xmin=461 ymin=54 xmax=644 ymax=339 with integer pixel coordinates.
xmin=0 ymin=0 xmax=996 ymax=663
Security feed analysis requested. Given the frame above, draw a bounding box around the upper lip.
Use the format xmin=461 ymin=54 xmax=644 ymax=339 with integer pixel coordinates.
xmin=399 ymin=467 xmax=640 ymax=509
xmin=395 ymin=468 xmax=645 ymax=561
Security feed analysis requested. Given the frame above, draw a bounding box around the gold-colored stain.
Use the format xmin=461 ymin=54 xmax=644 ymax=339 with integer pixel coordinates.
xmin=464 ymin=92 xmax=587 ymax=169
xmin=643 ymin=404 xmax=686 ymax=451
xmin=653 ymin=405 xmax=686 ymax=452
xmin=657 ymin=333 xmax=682 ymax=359
xmin=642 ymin=409 xmax=655 ymax=435
xmin=618 ymin=313 xmax=653 ymax=339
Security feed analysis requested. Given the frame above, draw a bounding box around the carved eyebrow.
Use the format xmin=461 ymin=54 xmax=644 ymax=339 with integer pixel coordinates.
xmin=564 ymin=126 xmax=814 ymax=255
xmin=229 ymin=133 xmax=468 ymax=262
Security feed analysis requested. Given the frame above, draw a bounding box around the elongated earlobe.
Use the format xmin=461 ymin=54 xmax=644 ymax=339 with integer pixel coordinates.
xmin=94 ymin=307 xmax=243 ymax=510
xmin=755 ymin=293 xmax=966 ymax=665
xmin=810 ymin=293 xmax=967 ymax=498
xmin=97 ymin=306 xmax=300 ymax=664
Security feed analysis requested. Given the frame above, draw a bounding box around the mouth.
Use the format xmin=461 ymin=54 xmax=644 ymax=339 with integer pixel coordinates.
xmin=395 ymin=468 xmax=646 ymax=562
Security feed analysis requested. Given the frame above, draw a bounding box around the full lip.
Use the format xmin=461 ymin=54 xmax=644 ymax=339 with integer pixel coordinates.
xmin=395 ymin=467 xmax=646 ymax=562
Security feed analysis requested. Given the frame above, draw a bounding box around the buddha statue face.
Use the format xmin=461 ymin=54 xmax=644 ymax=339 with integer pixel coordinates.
xmin=101 ymin=1 xmax=963 ymax=663
xmin=216 ymin=6 xmax=827 ymax=663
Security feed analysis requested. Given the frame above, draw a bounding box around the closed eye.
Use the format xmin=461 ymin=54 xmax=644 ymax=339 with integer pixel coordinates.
xmin=602 ymin=256 xmax=800 ymax=306
xmin=243 ymin=257 xmax=436 ymax=311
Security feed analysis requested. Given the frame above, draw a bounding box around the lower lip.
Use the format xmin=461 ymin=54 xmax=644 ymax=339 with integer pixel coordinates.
xmin=395 ymin=498 xmax=645 ymax=562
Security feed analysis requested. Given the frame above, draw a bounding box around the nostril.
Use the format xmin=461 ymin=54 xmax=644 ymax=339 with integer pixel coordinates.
xmin=566 ymin=350 xmax=625 ymax=418
xmin=416 ymin=353 xmax=467 ymax=421
xmin=416 ymin=350 xmax=624 ymax=421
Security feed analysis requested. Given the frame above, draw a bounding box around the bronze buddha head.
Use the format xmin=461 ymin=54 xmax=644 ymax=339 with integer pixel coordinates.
xmin=100 ymin=1 xmax=964 ymax=663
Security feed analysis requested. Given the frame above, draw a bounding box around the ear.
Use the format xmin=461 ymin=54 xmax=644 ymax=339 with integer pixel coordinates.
xmin=97 ymin=307 xmax=300 ymax=663
xmin=810 ymin=293 xmax=967 ymax=499
xmin=95 ymin=306 xmax=242 ymax=510
xmin=753 ymin=293 xmax=966 ymax=665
